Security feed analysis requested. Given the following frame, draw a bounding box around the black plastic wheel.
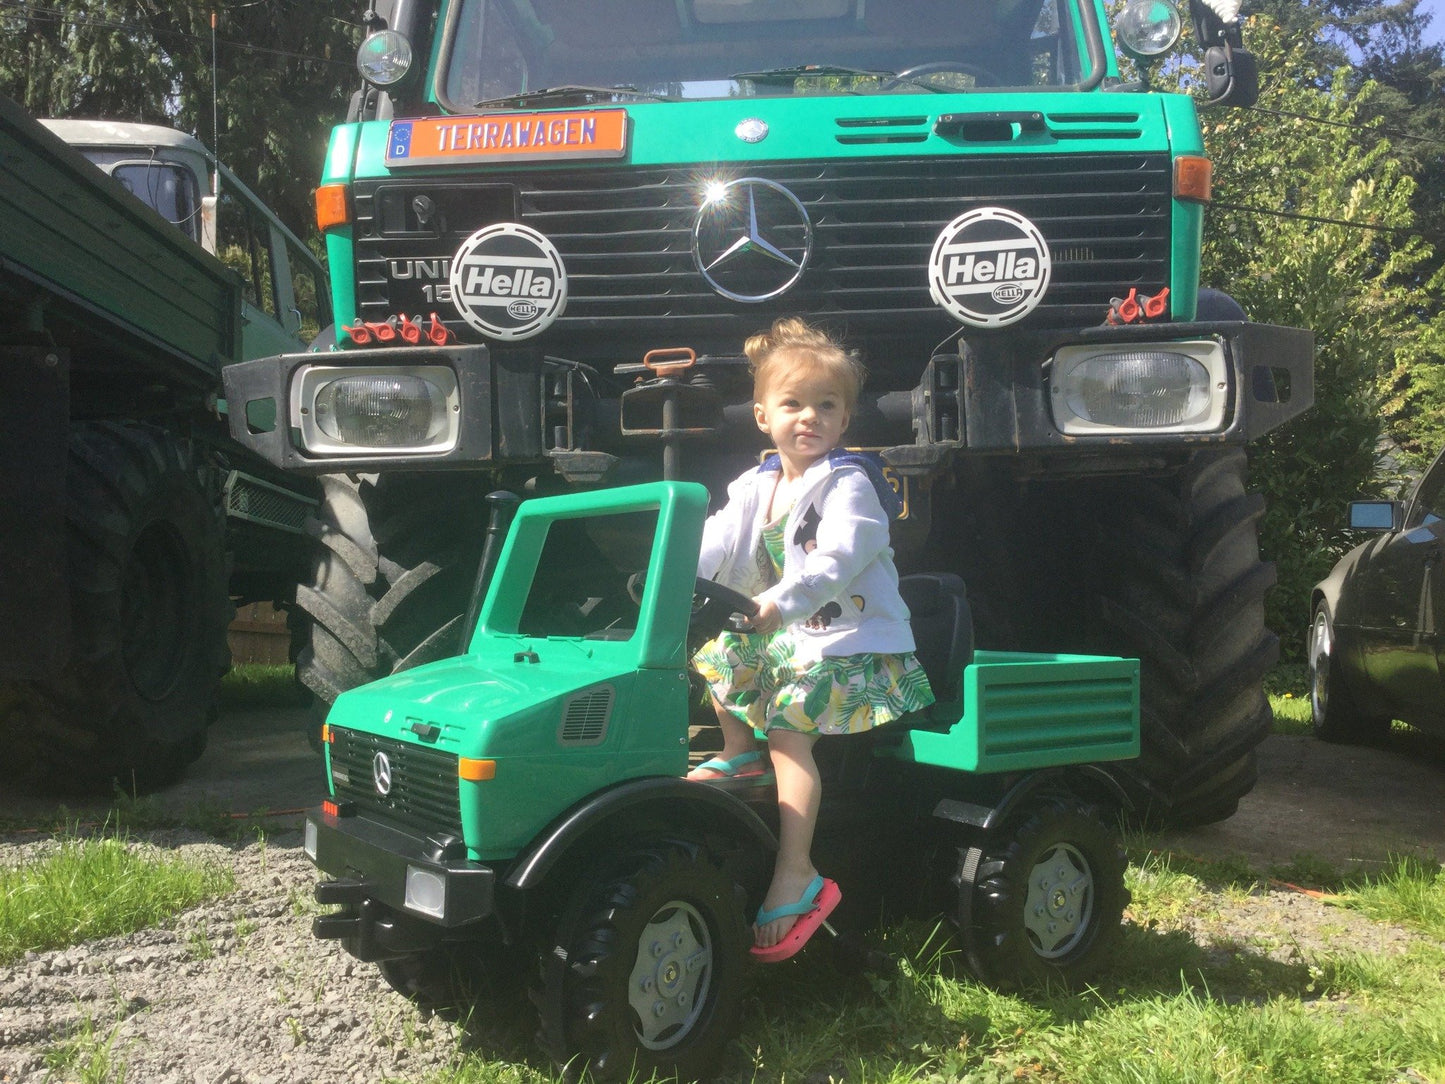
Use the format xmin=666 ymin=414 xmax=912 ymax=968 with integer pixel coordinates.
xmin=1309 ymin=602 xmax=1390 ymax=745
xmin=537 ymin=843 xmax=749 ymax=1081
xmin=8 ymin=423 xmax=231 ymax=790
xmin=378 ymin=941 xmax=530 ymax=1037
xmin=960 ymin=796 xmax=1127 ymax=989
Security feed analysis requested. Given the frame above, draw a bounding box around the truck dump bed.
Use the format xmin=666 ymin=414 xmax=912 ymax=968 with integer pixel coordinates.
xmin=0 ymin=92 xmax=240 ymax=391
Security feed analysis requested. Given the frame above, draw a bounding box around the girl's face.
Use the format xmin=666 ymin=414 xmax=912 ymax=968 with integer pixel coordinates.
xmin=754 ymin=365 xmax=851 ymax=475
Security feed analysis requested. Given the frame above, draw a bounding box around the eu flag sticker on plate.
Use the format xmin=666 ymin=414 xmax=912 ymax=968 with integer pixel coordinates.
xmin=389 ymin=121 xmax=414 ymax=161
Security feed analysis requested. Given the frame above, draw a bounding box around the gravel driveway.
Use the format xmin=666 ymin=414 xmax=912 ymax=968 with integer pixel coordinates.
xmin=1 ymin=707 xmax=1442 ymax=1083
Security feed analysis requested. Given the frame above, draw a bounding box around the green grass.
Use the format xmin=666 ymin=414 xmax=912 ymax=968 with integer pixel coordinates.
xmin=417 ymin=835 xmax=1445 ymax=1084
xmin=1338 ymin=855 xmax=1445 ymax=941
xmin=220 ymin=662 xmax=310 ymax=710
xmin=0 ymin=830 xmax=235 ymax=964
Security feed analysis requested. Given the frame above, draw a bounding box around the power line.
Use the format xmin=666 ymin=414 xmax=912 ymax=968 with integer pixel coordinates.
xmin=1211 ymin=199 xmax=1440 ymax=242
xmin=1244 ymin=103 xmax=1445 ymax=149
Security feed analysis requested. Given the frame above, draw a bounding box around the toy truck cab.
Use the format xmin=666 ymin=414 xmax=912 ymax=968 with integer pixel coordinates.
xmin=306 ymin=478 xmax=1141 ymax=1078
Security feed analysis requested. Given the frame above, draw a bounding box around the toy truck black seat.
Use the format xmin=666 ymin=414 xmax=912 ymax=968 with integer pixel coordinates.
xmin=898 ymin=573 xmax=973 ymax=705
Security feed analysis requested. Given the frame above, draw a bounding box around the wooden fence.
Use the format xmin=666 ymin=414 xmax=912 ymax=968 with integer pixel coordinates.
xmin=228 ymin=603 xmax=292 ymax=666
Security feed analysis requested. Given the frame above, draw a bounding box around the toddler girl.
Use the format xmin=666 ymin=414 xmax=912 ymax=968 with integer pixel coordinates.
xmin=689 ymin=316 xmax=934 ymax=961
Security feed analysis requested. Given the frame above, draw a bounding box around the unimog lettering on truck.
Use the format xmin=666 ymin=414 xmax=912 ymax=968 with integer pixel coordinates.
xmin=223 ymin=0 xmax=1314 ymax=826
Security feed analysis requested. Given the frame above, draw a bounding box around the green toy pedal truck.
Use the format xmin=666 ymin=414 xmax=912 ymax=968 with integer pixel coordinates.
xmin=305 ymin=480 xmax=1139 ymax=1078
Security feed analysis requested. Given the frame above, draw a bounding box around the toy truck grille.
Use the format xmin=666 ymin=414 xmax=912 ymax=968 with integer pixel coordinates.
xmin=328 ymin=728 xmax=464 ymax=837
xmin=351 ymin=150 xmax=1170 ymax=356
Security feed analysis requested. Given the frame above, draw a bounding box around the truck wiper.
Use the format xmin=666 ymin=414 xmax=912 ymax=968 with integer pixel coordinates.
xmin=473 ymin=85 xmax=668 ymax=109
xmin=729 ymin=63 xmax=892 ymax=84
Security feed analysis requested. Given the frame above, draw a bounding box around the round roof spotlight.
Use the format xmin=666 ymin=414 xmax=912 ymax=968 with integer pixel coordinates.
xmin=357 ymin=30 xmax=413 ymax=86
xmin=1115 ymin=0 xmax=1183 ymax=58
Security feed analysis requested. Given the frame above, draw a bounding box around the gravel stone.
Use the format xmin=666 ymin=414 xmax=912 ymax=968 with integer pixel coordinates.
xmin=1 ymin=824 xmax=1435 ymax=1082
xmin=0 ymin=829 xmax=465 ymax=1084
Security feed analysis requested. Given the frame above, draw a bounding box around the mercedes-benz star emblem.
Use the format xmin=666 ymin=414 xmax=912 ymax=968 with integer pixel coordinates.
xmin=692 ymin=178 xmax=812 ymax=303
xmin=372 ymin=751 xmax=393 ymax=797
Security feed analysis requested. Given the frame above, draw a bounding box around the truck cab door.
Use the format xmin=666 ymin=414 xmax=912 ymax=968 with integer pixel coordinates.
xmin=1356 ymin=453 xmax=1445 ymax=725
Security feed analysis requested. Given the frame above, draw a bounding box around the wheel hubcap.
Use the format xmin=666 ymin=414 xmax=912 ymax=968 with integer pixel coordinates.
xmin=1310 ymin=611 xmax=1332 ymax=718
xmin=1023 ymin=842 xmax=1094 ymax=958
xmin=628 ymin=901 xmax=712 ymax=1050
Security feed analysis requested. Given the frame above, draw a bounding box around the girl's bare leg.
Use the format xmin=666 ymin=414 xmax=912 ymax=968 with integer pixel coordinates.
xmin=755 ymin=727 xmax=822 ymax=948
xmin=708 ymin=695 xmax=762 ymax=762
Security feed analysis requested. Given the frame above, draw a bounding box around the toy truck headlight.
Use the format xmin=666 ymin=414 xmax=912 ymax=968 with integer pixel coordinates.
xmin=1050 ymin=341 xmax=1227 ymax=434
xmin=292 ymin=366 xmax=460 ymax=454
xmin=405 ymin=866 xmax=447 ymax=919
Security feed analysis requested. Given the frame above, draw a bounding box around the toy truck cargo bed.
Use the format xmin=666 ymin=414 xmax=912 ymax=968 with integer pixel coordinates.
xmin=890 ymin=651 xmax=1140 ymax=773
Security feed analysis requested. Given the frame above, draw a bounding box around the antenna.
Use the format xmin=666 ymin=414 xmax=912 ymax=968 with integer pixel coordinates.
xmin=210 ymin=10 xmax=219 ymax=194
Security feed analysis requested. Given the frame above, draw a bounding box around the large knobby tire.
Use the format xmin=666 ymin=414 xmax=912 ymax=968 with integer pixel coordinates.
xmin=9 ymin=423 xmax=231 ymax=791
xmin=294 ymin=473 xmax=491 ymax=707
xmin=536 ymin=843 xmax=750 ymax=1081
xmin=1080 ymin=449 xmax=1279 ymax=826
xmin=1308 ymin=602 xmax=1391 ymax=745
xmin=958 ymin=795 xmax=1127 ymax=988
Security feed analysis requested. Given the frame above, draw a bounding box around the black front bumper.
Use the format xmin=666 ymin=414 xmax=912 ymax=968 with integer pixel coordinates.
xmin=306 ymin=805 xmax=496 ymax=961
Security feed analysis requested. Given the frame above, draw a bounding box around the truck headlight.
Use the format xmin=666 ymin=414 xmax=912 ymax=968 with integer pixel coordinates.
xmin=405 ymin=866 xmax=447 ymax=919
xmin=1115 ymin=0 xmax=1183 ymax=58
xmin=1050 ymin=341 xmax=1228 ymax=434
xmin=292 ymin=366 xmax=460 ymax=455
xmin=357 ymin=30 xmax=413 ymax=87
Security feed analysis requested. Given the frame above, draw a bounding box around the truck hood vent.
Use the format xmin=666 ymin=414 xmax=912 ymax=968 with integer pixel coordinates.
xmin=1044 ymin=112 xmax=1143 ymax=140
xmin=834 ymin=115 xmax=930 ymax=145
xmin=559 ymin=684 xmax=614 ymax=746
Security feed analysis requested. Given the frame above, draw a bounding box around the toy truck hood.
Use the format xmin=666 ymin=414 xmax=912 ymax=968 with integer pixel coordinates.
xmin=325 ymin=649 xmax=619 ymax=743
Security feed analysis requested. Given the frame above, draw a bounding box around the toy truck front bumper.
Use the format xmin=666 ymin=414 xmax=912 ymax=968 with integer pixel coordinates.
xmin=305 ymin=805 xmax=495 ymax=962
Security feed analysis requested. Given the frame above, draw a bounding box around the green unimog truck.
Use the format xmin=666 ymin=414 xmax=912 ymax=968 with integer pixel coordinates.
xmin=0 ymin=96 xmax=327 ymax=788
xmin=222 ymin=0 xmax=1314 ymax=826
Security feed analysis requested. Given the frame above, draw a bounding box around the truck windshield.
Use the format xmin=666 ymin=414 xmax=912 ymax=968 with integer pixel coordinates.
xmin=437 ymin=0 xmax=1095 ymax=112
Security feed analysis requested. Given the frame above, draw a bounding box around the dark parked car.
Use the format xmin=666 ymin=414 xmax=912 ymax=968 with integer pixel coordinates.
xmin=1310 ymin=446 xmax=1445 ymax=743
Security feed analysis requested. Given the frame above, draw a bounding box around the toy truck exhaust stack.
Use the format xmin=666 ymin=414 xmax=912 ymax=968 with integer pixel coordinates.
xmin=305 ymin=480 xmax=1141 ymax=1077
xmin=224 ymin=0 xmax=1313 ymax=825
xmin=0 ymin=99 xmax=328 ymax=789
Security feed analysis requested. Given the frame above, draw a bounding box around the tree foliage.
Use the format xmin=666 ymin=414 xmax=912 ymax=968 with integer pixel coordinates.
xmin=0 ymin=1 xmax=360 ymax=239
xmin=1180 ymin=13 xmax=1445 ymax=650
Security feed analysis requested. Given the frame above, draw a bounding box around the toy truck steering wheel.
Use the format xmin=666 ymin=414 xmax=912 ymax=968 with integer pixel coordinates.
xmin=690 ymin=578 xmax=759 ymax=639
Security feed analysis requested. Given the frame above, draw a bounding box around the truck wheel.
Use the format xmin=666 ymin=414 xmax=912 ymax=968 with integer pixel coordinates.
xmin=1088 ymin=449 xmax=1278 ymax=826
xmin=1308 ymin=603 xmax=1390 ymax=745
xmin=21 ymin=423 xmax=230 ymax=790
xmin=294 ymin=473 xmax=489 ymax=706
xmin=959 ymin=796 xmax=1127 ymax=989
xmin=378 ymin=942 xmax=529 ymax=1036
xmin=537 ymin=844 xmax=749 ymax=1081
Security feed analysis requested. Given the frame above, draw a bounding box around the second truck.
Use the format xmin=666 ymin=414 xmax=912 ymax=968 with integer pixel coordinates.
xmin=0 ymin=97 xmax=329 ymax=788
xmin=224 ymin=0 xmax=1314 ymax=826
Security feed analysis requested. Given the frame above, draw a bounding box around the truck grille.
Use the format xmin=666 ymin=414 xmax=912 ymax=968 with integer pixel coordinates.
xmin=352 ymin=152 xmax=1171 ymax=370
xmin=329 ymin=729 xmax=463 ymax=837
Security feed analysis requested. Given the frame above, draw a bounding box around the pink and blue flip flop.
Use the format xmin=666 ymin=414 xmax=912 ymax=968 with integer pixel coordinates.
xmin=750 ymin=875 xmax=842 ymax=963
xmin=686 ymin=750 xmax=772 ymax=782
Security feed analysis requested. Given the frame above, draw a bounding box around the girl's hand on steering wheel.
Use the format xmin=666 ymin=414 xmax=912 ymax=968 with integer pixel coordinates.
xmin=749 ymin=597 xmax=782 ymax=635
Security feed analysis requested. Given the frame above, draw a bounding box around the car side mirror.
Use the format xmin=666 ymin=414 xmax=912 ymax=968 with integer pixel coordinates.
xmin=1348 ymin=500 xmax=1401 ymax=532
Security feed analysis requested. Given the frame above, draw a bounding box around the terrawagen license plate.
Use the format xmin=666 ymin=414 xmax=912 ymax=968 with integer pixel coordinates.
xmin=386 ymin=110 xmax=628 ymax=167
xmin=761 ymin=448 xmax=911 ymax=520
